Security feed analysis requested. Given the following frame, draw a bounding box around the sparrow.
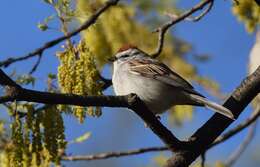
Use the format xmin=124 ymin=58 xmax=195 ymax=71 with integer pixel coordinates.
xmin=111 ymin=45 xmax=234 ymax=120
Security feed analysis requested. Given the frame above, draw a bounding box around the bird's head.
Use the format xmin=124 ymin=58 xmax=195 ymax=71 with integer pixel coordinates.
xmin=109 ymin=44 xmax=147 ymax=62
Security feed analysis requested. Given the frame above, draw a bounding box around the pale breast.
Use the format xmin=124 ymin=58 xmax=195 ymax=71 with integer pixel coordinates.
xmin=113 ymin=63 xmax=176 ymax=114
xmin=112 ymin=61 xmax=195 ymax=114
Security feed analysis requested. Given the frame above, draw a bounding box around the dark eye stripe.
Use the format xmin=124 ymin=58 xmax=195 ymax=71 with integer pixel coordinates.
xmin=119 ymin=51 xmax=139 ymax=59
xmin=120 ymin=54 xmax=130 ymax=58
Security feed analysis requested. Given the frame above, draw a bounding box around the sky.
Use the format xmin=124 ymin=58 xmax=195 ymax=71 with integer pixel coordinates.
xmin=0 ymin=1 xmax=259 ymax=167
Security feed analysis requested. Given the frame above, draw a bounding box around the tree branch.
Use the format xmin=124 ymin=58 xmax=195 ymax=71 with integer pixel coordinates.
xmin=255 ymin=0 xmax=260 ymax=6
xmin=60 ymin=105 xmax=260 ymax=162
xmin=151 ymin=0 xmax=214 ymax=58
xmin=62 ymin=146 xmax=168 ymax=161
xmin=98 ymin=73 xmax=112 ymax=90
xmin=0 ymin=69 xmax=21 ymax=88
xmin=225 ymin=121 xmax=257 ymax=167
xmin=210 ymin=105 xmax=260 ymax=148
xmin=0 ymin=0 xmax=120 ymax=68
xmin=164 ymin=66 xmax=260 ymax=167
xmin=0 ymin=68 xmax=183 ymax=151
xmin=200 ymin=152 xmax=206 ymax=167
xmin=2 ymin=63 xmax=260 ymax=166
xmin=29 ymin=54 xmax=42 ymax=74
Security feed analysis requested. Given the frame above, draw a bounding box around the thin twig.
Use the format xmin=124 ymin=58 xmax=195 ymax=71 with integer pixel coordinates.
xmin=225 ymin=121 xmax=257 ymax=167
xmin=98 ymin=73 xmax=112 ymax=90
xmin=29 ymin=54 xmax=42 ymax=74
xmin=166 ymin=0 xmax=214 ymax=22
xmin=151 ymin=0 xmax=214 ymax=58
xmin=210 ymin=105 xmax=260 ymax=148
xmin=0 ymin=0 xmax=120 ymax=68
xmin=62 ymin=146 xmax=168 ymax=161
xmin=200 ymin=152 xmax=206 ymax=167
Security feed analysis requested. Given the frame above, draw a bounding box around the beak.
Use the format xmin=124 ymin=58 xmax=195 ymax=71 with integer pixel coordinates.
xmin=108 ymin=57 xmax=117 ymax=62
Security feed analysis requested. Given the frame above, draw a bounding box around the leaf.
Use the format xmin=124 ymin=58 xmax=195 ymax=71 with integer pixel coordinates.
xmin=16 ymin=74 xmax=36 ymax=86
xmin=153 ymin=154 xmax=168 ymax=167
xmin=48 ymin=73 xmax=57 ymax=80
xmin=232 ymin=1 xmax=260 ymax=33
xmin=37 ymin=22 xmax=48 ymax=31
xmin=44 ymin=14 xmax=56 ymax=23
xmin=69 ymin=132 xmax=91 ymax=144
xmin=168 ymin=105 xmax=193 ymax=126
xmin=215 ymin=161 xmax=227 ymax=167
xmin=193 ymin=54 xmax=211 ymax=62
xmin=43 ymin=0 xmax=54 ymax=4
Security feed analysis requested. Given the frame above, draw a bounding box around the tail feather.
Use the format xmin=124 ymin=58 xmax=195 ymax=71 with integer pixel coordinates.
xmin=190 ymin=94 xmax=235 ymax=120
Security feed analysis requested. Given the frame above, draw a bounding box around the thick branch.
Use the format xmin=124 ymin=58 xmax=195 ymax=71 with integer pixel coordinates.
xmin=164 ymin=66 xmax=260 ymax=167
xmin=0 ymin=0 xmax=119 ymax=68
xmin=0 ymin=69 xmax=20 ymax=87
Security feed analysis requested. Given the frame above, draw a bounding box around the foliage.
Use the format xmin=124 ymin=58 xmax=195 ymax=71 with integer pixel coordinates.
xmin=153 ymin=154 xmax=168 ymax=167
xmin=233 ymin=1 xmax=260 ymax=33
xmin=57 ymin=41 xmax=103 ymax=122
xmin=69 ymin=131 xmax=91 ymax=144
xmin=0 ymin=104 xmax=66 ymax=166
xmin=16 ymin=74 xmax=36 ymax=87
xmin=76 ymin=0 xmax=188 ymax=67
xmin=169 ymin=105 xmax=193 ymax=126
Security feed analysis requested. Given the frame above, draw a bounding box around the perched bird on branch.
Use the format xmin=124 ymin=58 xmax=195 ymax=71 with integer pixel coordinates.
xmin=111 ymin=45 xmax=234 ymax=119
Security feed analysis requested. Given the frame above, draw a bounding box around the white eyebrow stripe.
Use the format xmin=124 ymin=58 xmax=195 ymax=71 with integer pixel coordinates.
xmin=116 ymin=49 xmax=139 ymax=58
xmin=116 ymin=50 xmax=131 ymax=57
xmin=131 ymin=51 xmax=140 ymax=55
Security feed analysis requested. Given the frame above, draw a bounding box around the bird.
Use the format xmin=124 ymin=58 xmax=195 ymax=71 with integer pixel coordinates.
xmin=111 ymin=44 xmax=234 ymax=120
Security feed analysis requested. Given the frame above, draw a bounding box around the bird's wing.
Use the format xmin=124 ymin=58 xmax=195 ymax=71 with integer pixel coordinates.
xmin=129 ymin=58 xmax=204 ymax=97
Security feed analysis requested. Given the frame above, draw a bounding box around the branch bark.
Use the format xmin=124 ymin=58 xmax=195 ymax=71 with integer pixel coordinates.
xmin=164 ymin=66 xmax=260 ymax=167
xmin=62 ymin=146 xmax=168 ymax=161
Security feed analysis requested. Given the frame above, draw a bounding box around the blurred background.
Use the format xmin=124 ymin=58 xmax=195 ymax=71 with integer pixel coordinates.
xmin=0 ymin=0 xmax=259 ymax=167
